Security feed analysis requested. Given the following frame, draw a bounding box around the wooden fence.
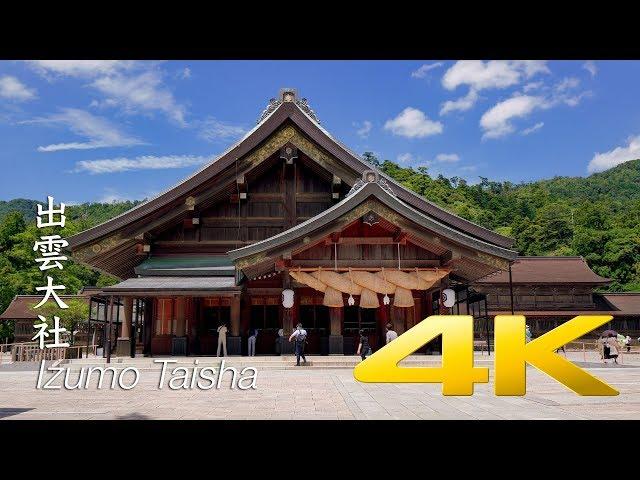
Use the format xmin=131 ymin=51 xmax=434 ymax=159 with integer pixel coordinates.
xmin=0 ymin=341 xmax=99 ymax=364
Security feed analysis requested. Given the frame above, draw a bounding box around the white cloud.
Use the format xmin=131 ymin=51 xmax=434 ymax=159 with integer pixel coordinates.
xmin=442 ymin=60 xmax=549 ymax=92
xmin=397 ymin=153 xmax=414 ymax=164
xmin=521 ymin=122 xmax=544 ymax=135
xmin=583 ymin=61 xmax=598 ymax=78
xmin=197 ymin=117 xmax=246 ymax=142
xmin=440 ymin=89 xmax=478 ymax=115
xmin=561 ymin=90 xmax=592 ymax=107
xmin=0 ymin=76 xmax=36 ymax=101
xmin=480 ymin=95 xmax=548 ymax=139
xmin=91 ymin=71 xmax=187 ymax=125
xmin=556 ymin=77 xmax=580 ymax=92
xmin=523 ymin=81 xmax=544 ymax=92
xmin=588 ymin=135 xmax=640 ymax=173
xmin=97 ymin=187 xmax=158 ymax=203
xmin=384 ymin=107 xmax=443 ymax=138
xmin=411 ymin=62 xmax=443 ymax=78
xmin=435 ymin=153 xmax=460 ymax=163
xmin=27 ymin=60 xmax=187 ymax=126
xmin=458 ymin=165 xmax=478 ymax=173
xmin=74 ymin=154 xmax=211 ymax=174
xmin=98 ymin=187 xmax=129 ymax=203
xmin=23 ymin=108 xmax=144 ymax=152
xmin=26 ymin=60 xmax=134 ymax=78
xmin=355 ymin=120 xmax=373 ymax=139
xmin=180 ymin=67 xmax=192 ymax=79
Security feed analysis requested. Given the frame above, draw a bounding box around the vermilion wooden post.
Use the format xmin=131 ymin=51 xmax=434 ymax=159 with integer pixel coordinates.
xmin=106 ymin=296 xmax=113 ymax=364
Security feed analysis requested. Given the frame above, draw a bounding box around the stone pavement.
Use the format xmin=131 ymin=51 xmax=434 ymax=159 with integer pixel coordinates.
xmin=1 ymin=352 xmax=639 ymax=420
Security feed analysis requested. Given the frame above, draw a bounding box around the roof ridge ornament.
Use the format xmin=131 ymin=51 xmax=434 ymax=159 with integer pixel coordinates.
xmin=257 ymin=88 xmax=320 ymax=124
xmin=347 ymin=169 xmax=395 ymax=197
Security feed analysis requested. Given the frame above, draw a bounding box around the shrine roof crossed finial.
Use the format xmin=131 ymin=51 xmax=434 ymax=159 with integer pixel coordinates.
xmin=257 ymin=88 xmax=320 ymax=124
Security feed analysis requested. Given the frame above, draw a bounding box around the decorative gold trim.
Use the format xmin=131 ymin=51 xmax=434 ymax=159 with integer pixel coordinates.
xmin=73 ymin=234 xmax=125 ymax=262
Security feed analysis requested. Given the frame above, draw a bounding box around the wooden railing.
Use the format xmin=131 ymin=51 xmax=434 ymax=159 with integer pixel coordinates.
xmin=1 ymin=341 xmax=99 ymax=363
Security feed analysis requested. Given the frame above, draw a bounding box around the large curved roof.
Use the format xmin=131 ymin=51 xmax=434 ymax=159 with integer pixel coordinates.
xmin=68 ymin=95 xmax=514 ymax=250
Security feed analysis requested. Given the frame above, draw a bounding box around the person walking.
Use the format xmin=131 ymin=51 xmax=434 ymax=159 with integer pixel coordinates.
xmin=604 ymin=334 xmax=619 ymax=364
xmin=248 ymin=328 xmax=258 ymax=357
xmin=525 ymin=324 xmax=532 ymax=343
xmin=356 ymin=329 xmax=371 ymax=361
xmin=289 ymin=323 xmax=307 ymax=366
xmin=624 ymin=335 xmax=632 ymax=353
xmin=217 ymin=322 xmax=228 ymax=357
xmin=385 ymin=323 xmax=398 ymax=344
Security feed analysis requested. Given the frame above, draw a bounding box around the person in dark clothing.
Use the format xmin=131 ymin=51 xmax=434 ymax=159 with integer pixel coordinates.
xmin=288 ymin=323 xmax=307 ymax=366
xmin=356 ymin=329 xmax=371 ymax=361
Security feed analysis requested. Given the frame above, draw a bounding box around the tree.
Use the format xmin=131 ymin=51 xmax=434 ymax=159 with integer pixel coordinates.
xmin=362 ymin=152 xmax=380 ymax=167
xmin=0 ymin=211 xmax=26 ymax=250
xmin=30 ymin=299 xmax=90 ymax=346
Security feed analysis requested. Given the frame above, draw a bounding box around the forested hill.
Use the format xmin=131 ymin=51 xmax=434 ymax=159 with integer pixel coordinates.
xmin=371 ymin=155 xmax=640 ymax=291
xmin=0 ymin=158 xmax=639 ymax=333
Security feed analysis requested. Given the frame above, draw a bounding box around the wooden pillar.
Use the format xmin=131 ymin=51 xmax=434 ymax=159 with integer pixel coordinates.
xmin=143 ymin=298 xmax=153 ymax=356
xmin=391 ymin=306 xmax=406 ymax=335
xmin=106 ymin=296 xmax=113 ymax=363
xmin=116 ymin=296 xmax=134 ymax=357
xmin=282 ymin=272 xmax=293 ymax=335
xmin=329 ymin=307 xmax=343 ymax=355
xmin=121 ymin=297 xmax=133 ymax=339
xmin=230 ymin=295 xmax=241 ymax=336
xmin=175 ymin=297 xmax=186 ymax=337
xmin=329 ymin=307 xmax=342 ymax=336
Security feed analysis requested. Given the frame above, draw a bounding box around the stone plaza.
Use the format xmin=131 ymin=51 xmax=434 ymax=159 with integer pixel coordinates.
xmin=1 ymin=352 xmax=639 ymax=420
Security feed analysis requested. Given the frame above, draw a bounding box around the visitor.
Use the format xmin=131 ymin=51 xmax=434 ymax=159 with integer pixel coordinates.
xmin=217 ymin=322 xmax=228 ymax=357
xmin=385 ymin=323 xmax=398 ymax=344
xmin=525 ymin=324 xmax=532 ymax=343
xmin=604 ymin=333 xmax=619 ymax=364
xmin=248 ymin=328 xmax=258 ymax=357
xmin=624 ymin=335 xmax=632 ymax=353
xmin=356 ymin=329 xmax=371 ymax=361
xmin=289 ymin=323 xmax=307 ymax=366
xmin=275 ymin=328 xmax=284 ymax=355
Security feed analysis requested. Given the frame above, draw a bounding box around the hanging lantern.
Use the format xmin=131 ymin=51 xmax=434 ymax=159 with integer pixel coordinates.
xmin=348 ymin=294 xmax=355 ymax=306
xmin=442 ymin=288 xmax=456 ymax=308
xmin=282 ymin=289 xmax=294 ymax=309
xmin=383 ymin=294 xmax=390 ymax=305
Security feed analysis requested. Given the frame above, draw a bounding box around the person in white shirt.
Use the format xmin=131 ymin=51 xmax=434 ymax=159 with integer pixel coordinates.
xmin=385 ymin=323 xmax=398 ymax=344
xmin=288 ymin=323 xmax=307 ymax=366
xmin=248 ymin=328 xmax=258 ymax=357
xmin=217 ymin=323 xmax=228 ymax=357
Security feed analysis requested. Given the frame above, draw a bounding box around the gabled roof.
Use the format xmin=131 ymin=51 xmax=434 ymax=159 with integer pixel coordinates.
xmin=598 ymin=293 xmax=640 ymax=315
xmin=476 ymin=256 xmax=611 ymax=285
xmin=0 ymin=295 xmax=90 ymax=320
xmin=134 ymin=256 xmax=235 ymax=277
xmin=68 ymin=96 xmax=513 ymax=250
xmin=100 ymin=276 xmax=238 ymax=295
xmin=228 ymin=178 xmax=518 ymax=263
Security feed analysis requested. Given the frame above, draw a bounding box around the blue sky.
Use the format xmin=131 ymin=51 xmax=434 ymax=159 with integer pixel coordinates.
xmin=1 ymin=60 xmax=640 ymax=203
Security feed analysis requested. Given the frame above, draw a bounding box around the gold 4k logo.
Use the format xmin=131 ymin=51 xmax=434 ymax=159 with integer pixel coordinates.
xmin=354 ymin=315 xmax=618 ymax=396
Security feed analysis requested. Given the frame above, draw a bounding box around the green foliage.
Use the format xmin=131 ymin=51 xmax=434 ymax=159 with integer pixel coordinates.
xmin=30 ymin=299 xmax=89 ymax=345
xmin=372 ymin=155 xmax=640 ymax=291
xmin=0 ymin=200 xmax=137 ymax=319
xmin=1 ymin=156 xmax=639 ymax=328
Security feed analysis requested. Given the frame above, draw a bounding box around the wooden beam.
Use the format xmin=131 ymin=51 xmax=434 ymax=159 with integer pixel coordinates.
xmin=153 ymin=240 xmax=252 ymax=247
xmin=290 ymin=259 xmax=442 ymax=268
xmin=324 ymin=236 xmax=408 ymax=245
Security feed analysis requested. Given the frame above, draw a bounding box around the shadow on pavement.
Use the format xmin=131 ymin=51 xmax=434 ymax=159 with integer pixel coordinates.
xmin=0 ymin=408 xmax=34 ymax=419
xmin=115 ymin=412 xmax=151 ymax=420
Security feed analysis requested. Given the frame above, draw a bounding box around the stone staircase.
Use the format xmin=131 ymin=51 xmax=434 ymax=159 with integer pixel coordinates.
xmin=60 ymin=354 xmax=496 ymax=371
